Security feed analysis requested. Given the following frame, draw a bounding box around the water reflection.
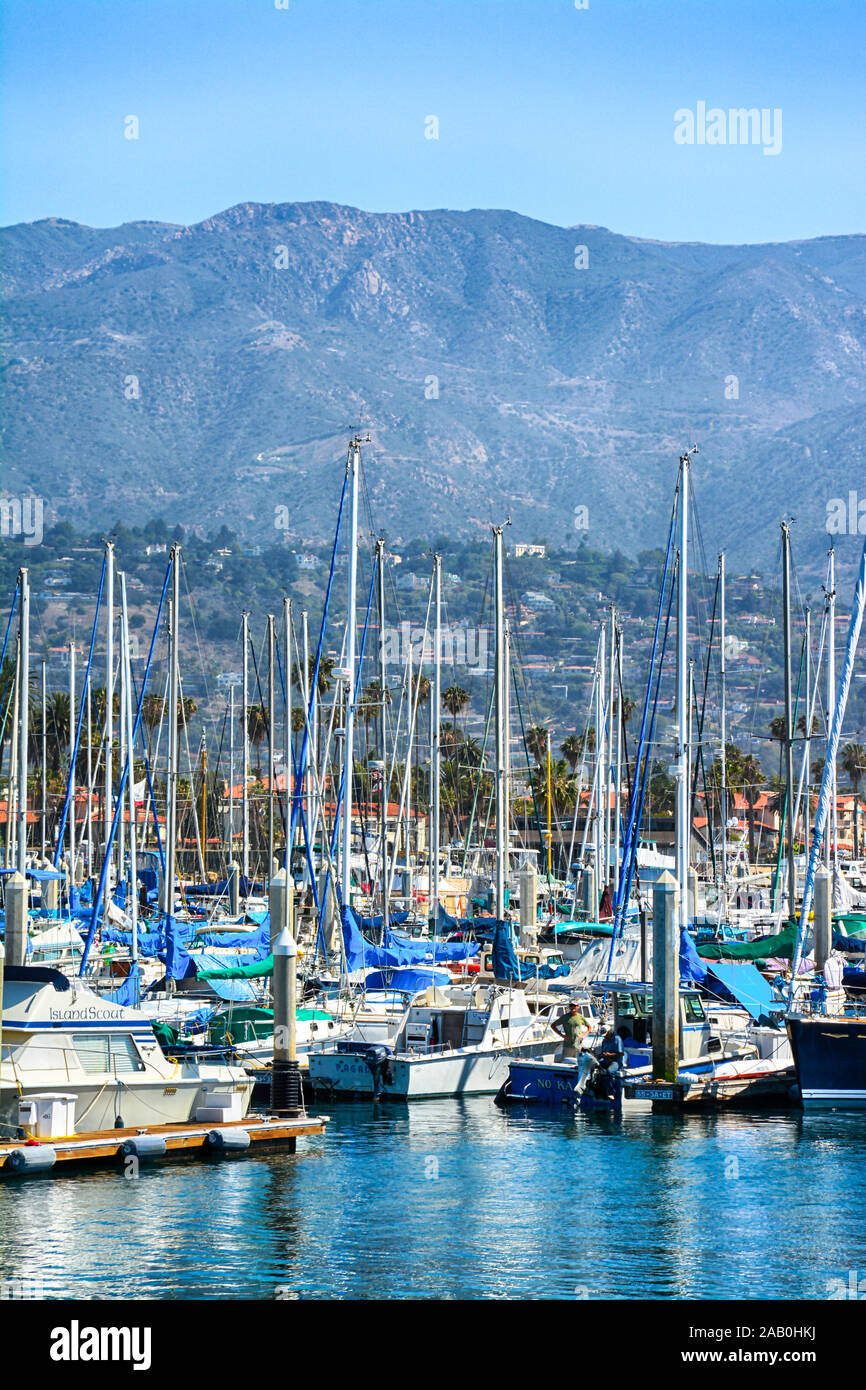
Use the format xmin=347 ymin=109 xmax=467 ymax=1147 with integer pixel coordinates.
xmin=1 ymin=1104 xmax=864 ymax=1300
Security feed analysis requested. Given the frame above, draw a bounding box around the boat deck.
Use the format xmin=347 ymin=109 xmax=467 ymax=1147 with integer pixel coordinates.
xmin=0 ymin=1110 xmax=327 ymax=1176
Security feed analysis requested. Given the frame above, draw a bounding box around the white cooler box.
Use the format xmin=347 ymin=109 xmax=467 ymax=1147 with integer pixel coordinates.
xmin=18 ymin=1092 xmax=77 ymax=1139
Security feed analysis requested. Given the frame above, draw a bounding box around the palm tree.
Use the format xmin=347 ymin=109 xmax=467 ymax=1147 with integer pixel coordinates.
xmin=442 ymin=684 xmax=470 ymax=728
xmin=140 ymin=692 xmax=164 ymax=736
xmin=179 ymin=696 xmax=197 ymax=727
xmin=293 ymin=653 xmax=336 ymax=698
xmin=360 ymin=678 xmax=392 ymax=758
xmin=620 ymin=696 xmax=637 ymax=725
xmin=560 ymin=734 xmax=583 ymax=772
xmin=245 ymin=703 xmax=268 ymax=778
xmin=739 ymin=753 xmax=765 ymax=864
xmin=412 ymin=673 xmax=431 ymax=709
xmin=841 ymin=742 xmax=866 ymax=857
xmin=525 ymin=724 xmax=549 ymax=766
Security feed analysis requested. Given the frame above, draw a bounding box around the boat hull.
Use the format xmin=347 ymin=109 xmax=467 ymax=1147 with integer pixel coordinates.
xmin=309 ymin=1038 xmax=556 ymax=1100
xmin=787 ymin=1014 xmax=866 ymax=1109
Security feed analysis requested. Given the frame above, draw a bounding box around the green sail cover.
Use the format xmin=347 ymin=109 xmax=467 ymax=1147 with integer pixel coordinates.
xmin=198 ymin=955 xmax=275 ymax=980
xmin=696 ymin=922 xmax=798 ymax=961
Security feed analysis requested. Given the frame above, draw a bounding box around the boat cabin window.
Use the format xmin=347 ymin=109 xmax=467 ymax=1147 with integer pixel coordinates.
xmin=614 ymin=993 xmax=651 ymax=1045
xmin=682 ymin=996 xmax=706 ymax=1024
xmin=72 ymin=1033 xmax=147 ymax=1075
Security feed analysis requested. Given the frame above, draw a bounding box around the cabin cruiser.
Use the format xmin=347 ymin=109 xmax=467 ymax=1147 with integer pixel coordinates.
xmin=0 ymin=966 xmax=254 ymax=1135
xmin=308 ymin=982 xmax=561 ymax=1100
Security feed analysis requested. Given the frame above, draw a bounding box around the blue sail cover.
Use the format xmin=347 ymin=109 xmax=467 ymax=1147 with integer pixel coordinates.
xmin=340 ymin=907 xmax=479 ymax=972
xmin=356 ymin=911 xmax=410 ymax=929
xmin=103 ymin=962 xmax=141 ymax=1007
xmin=490 ymin=921 xmax=570 ymax=981
xmin=363 ymin=967 xmax=452 ymax=992
xmin=705 ymin=961 xmax=784 ymax=1024
xmin=193 ymin=923 xmax=271 ymax=957
xmin=679 ymin=927 xmax=709 ymax=984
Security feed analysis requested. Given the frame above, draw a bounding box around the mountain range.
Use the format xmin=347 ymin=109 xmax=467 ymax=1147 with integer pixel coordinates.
xmin=3 ymin=200 xmax=866 ymax=574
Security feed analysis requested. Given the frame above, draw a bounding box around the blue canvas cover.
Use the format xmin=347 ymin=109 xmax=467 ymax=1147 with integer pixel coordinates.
xmin=679 ymin=927 xmax=709 ymax=984
xmin=363 ymin=966 xmax=452 ymax=992
xmin=103 ymin=962 xmax=141 ymax=1007
xmin=340 ymin=907 xmax=479 ymax=972
xmin=706 ymin=960 xmax=785 ymax=1023
xmin=490 ymin=921 xmax=570 ymax=981
xmin=190 ymin=951 xmax=261 ymax=1001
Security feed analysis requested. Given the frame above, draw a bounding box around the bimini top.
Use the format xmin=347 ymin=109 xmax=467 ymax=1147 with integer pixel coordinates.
xmin=2 ymin=966 xmax=149 ymax=1032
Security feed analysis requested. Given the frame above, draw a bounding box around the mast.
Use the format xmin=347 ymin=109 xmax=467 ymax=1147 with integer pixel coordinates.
xmin=16 ymin=567 xmax=29 ymax=874
xmin=598 ymin=620 xmax=607 ymax=894
xmin=40 ymin=659 xmax=47 ymax=859
xmin=719 ymin=552 xmax=728 ymax=892
xmin=283 ymin=596 xmax=292 ymax=872
xmin=593 ymin=629 xmax=602 ymax=902
xmin=406 ymin=641 xmax=413 ymax=870
xmin=85 ymin=668 xmax=92 ymax=878
xmin=120 ymin=572 xmax=139 ymax=977
xmin=432 ymin=552 xmax=442 ymax=932
xmin=301 ymin=609 xmax=311 ymax=870
xmin=605 ymin=605 xmax=616 ymax=891
xmin=376 ymin=537 xmax=390 ymax=938
xmin=340 ymin=437 xmax=360 ymax=908
xmin=546 ymin=730 xmax=552 ymax=877
xmin=165 ymin=546 xmax=180 ymax=925
xmin=804 ymin=606 xmax=812 ymax=856
xmin=267 ymin=612 xmax=275 ymax=876
xmin=69 ymin=639 xmax=76 ymax=880
xmin=104 ymin=540 xmax=114 ymax=881
xmin=781 ymin=521 xmax=797 ymax=918
xmin=826 ymin=549 xmax=837 ymax=869
xmin=7 ymin=642 xmax=19 ymax=869
xmin=229 ymin=682 xmax=235 ymax=865
xmin=614 ymin=621 xmax=623 ymax=894
xmin=493 ymin=527 xmax=506 ymax=921
xmin=241 ymin=611 xmax=250 ymax=887
xmin=200 ymin=731 xmax=207 ymax=882
xmin=676 ymin=449 xmax=695 ymax=935
xmin=504 ymin=617 xmax=511 ymax=887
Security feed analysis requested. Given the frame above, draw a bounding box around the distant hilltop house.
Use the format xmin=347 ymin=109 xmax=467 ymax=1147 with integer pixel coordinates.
xmin=521 ymin=589 xmax=557 ymax=612
xmin=294 ymin=552 xmax=321 ymax=571
xmin=216 ymin=671 xmax=243 ymax=689
xmin=145 ymin=542 xmax=168 ymax=556
xmin=396 ymin=571 xmax=427 ymax=592
xmin=741 ymin=613 xmax=776 ymax=626
xmin=514 ymin=543 xmax=546 ymax=559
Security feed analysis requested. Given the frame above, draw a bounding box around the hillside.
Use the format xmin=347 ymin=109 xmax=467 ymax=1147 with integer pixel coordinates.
xmin=3 ymin=201 xmax=866 ymax=569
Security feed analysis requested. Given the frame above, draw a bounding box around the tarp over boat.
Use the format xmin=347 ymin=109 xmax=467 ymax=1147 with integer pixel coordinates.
xmin=703 ymin=960 xmax=785 ymax=1024
xmin=696 ymin=922 xmax=799 ymax=961
xmin=491 ymin=922 xmax=571 ymax=982
xmin=340 ymin=906 xmax=479 ymax=972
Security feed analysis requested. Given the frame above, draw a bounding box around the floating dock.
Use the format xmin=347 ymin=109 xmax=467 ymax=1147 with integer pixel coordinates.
xmin=0 ymin=1111 xmax=327 ymax=1177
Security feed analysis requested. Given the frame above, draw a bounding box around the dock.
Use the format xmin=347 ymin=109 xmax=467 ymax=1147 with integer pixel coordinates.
xmin=625 ymin=1070 xmax=799 ymax=1111
xmin=0 ymin=1111 xmax=328 ymax=1177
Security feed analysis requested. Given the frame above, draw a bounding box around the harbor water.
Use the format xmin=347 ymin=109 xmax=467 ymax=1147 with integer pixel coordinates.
xmin=2 ymin=1100 xmax=865 ymax=1301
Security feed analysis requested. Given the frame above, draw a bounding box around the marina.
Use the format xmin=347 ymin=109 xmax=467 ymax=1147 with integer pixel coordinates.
xmin=2 ymin=0 xmax=866 ymax=1343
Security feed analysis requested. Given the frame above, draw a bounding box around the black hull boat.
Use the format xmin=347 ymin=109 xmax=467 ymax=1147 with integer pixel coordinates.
xmin=787 ymin=1013 xmax=866 ymax=1109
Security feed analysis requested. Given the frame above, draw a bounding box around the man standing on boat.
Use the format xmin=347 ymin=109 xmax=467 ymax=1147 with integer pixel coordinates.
xmin=552 ymin=1001 xmax=589 ymax=1062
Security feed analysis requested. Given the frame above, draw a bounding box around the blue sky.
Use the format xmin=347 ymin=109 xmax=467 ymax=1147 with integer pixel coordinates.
xmin=1 ymin=0 xmax=863 ymax=242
